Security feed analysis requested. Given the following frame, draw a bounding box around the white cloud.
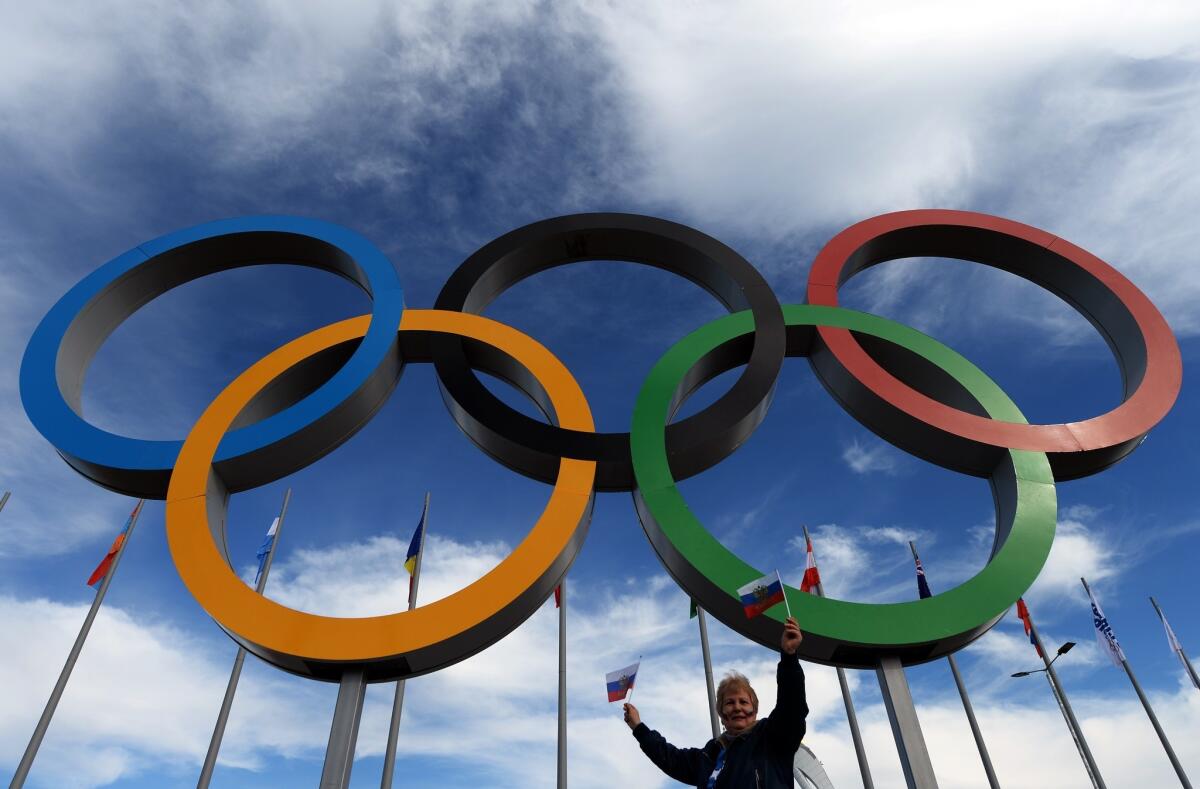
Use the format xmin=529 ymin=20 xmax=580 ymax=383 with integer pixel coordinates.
xmin=842 ymin=439 xmax=904 ymax=476
xmin=1026 ymin=517 xmax=1116 ymax=605
xmin=581 ymin=0 xmax=1200 ymax=335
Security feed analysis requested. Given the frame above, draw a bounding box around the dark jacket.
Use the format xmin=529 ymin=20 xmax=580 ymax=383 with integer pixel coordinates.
xmin=631 ymin=653 xmax=807 ymax=788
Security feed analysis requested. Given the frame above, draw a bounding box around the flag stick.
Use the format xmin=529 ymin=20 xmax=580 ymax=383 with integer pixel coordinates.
xmin=11 ymin=499 xmax=145 ymax=788
xmin=1082 ymin=578 xmax=1191 ymax=788
xmin=381 ymin=492 xmax=430 ymax=788
xmin=695 ymin=605 xmax=721 ymax=739
xmin=1150 ymin=597 xmax=1200 ymax=692
xmin=198 ymin=488 xmax=292 ymax=788
xmin=557 ymin=576 xmax=568 ymax=789
xmin=804 ymin=526 xmax=874 ymax=789
xmin=625 ymin=655 xmax=644 ymax=707
xmin=1027 ymin=607 xmax=1106 ymax=788
xmin=0 ymin=490 xmax=10 ymax=514
xmin=775 ymin=569 xmax=793 ymax=620
xmin=909 ymin=541 xmax=999 ymax=789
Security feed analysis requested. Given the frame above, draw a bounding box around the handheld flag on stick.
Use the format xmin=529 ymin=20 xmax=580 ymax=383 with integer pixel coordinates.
xmin=254 ymin=517 xmax=279 ymax=586
xmin=606 ymin=661 xmax=640 ymax=703
xmin=1016 ymin=598 xmax=1043 ymax=657
xmin=800 ymin=536 xmax=821 ymax=594
xmin=404 ymin=504 xmax=427 ymax=597
xmin=87 ymin=500 xmax=143 ymax=587
xmin=737 ymin=571 xmax=787 ymax=619
xmin=1085 ymin=584 xmax=1126 ymax=667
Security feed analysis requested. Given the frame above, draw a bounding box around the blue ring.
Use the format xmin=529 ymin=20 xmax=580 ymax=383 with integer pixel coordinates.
xmin=20 ymin=216 xmax=404 ymax=498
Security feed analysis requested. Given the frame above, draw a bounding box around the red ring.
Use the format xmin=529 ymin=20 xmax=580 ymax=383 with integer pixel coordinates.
xmin=806 ymin=209 xmax=1181 ymax=480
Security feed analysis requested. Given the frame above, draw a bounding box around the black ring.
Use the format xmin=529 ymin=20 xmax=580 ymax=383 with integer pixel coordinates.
xmin=431 ymin=213 xmax=786 ymax=491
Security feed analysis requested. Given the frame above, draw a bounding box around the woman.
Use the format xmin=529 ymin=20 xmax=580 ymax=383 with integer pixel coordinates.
xmin=623 ymin=616 xmax=808 ymax=788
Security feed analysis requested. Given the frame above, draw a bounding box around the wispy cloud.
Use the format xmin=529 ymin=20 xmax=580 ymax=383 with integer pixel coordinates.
xmin=842 ymin=439 xmax=905 ymax=476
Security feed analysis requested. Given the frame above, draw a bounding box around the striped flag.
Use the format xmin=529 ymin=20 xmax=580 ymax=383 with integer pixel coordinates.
xmin=87 ymin=501 xmax=143 ymax=587
xmin=606 ymin=661 xmax=639 ymax=703
xmin=1086 ymin=586 xmax=1126 ymax=667
xmin=1016 ymin=597 xmax=1043 ymax=657
xmin=800 ymin=537 xmax=821 ymax=594
xmin=914 ymin=556 xmax=932 ymax=599
xmin=254 ymin=517 xmax=279 ymax=585
xmin=738 ymin=571 xmax=786 ymax=618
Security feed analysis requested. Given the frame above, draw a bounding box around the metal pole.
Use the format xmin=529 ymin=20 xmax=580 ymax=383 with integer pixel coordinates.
xmin=198 ymin=488 xmax=292 ymax=788
xmin=11 ymin=499 xmax=145 ymax=788
xmin=1120 ymin=658 xmax=1191 ymax=787
xmin=876 ymin=655 xmax=938 ymax=789
xmin=321 ymin=670 xmax=367 ymax=788
xmin=557 ymin=577 xmax=568 ymax=789
xmin=0 ymin=491 xmax=10 ymax=514
xmin=381 ymin=492 xmax=429 ymax=789
xmin=1029 ymin=617 xmax=1106 ymax=788
xmin=1150 ymin=597 xmax=1200 ymax=692
xmin=908 ymin=541 xmax=998 ymax=788
xmin=945 ymin=653 xmax=1000 ymax=788
xmin=1043 ymin=671 xmax=1100 ymax=789
xmin=805 ymin=526 xmax=874 ymax=789
xmin=696 ymin=606 xmax=721 ymax=740
xmin=1081 ymin=578 xmax=1190 ymax=787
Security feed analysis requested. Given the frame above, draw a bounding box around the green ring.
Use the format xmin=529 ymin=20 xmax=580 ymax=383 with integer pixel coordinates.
xmin=631 ymin=305 xmax=1056 ymax=667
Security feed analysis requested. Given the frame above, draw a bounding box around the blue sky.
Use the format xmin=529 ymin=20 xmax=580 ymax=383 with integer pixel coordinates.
xmin=2 ymin=2 xmax=1199 ymax=787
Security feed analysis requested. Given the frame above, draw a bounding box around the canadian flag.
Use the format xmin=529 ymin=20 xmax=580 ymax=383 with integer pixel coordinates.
xmin=800 ymin=536 xmax=821 ymax=594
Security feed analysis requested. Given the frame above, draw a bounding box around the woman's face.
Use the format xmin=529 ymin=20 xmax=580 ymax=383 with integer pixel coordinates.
xmin=719 ymin=688 xmax=757 ymax=734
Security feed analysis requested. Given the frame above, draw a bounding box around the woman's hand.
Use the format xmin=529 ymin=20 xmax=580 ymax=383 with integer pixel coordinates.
xmin=781 ymin=616 xmax=803 ymax=655
xmin=623 ymin=702 xmax=641 ymax=730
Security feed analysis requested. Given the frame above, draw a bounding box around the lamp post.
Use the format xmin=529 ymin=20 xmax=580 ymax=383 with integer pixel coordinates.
xmin=1010 ymin=640 xmax=1075 ymax=679
xmin=1012 ymin=642 xmax=1103 ymax=789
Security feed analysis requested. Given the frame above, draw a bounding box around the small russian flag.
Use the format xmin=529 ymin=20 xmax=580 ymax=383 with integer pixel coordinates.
xmin=737 ymin=572 xmax=786 ymax=619
xmin=606 ymin=661 xmax=639 ymax=703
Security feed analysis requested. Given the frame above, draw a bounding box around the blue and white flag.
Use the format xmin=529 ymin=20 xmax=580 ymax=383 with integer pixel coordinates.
xmin=254 ymin=517 xmax=280 ymax=586
xmin=1154 ymin=603 xmax=1199 ymax=690
xmin=1086 ymin=585 xmax=1126 ymax=667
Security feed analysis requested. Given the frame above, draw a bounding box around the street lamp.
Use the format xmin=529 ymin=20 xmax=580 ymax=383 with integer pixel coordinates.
xmin=1011 ymin=641 xmax=1076 ymax=678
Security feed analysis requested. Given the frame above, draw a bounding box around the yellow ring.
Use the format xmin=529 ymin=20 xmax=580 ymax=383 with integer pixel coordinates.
xmin=165 ymin=309 xmax=596 ymax=679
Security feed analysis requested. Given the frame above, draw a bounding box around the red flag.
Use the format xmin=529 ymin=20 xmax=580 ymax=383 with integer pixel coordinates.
xmin=554 ymin=584 xmax=562 ymax=608
xmin=87 ymin=533 xmax=125 ymax=587
xmin=86 ymin=502 xmax=141 ymax=587
xmin=800 ymin=537 xmax=821 ymax=594
xmin=1016 ymin=597 xmax=1044 ymax=658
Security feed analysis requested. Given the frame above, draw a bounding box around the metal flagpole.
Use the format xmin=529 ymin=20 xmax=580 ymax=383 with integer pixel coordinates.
xmin=1082 ymin=579 xmax=1191 ymax=788
xmin=695 ymin=605 xmax=721 ymax=739
xmin=198 ymin=488 xmax=292 ymax=788
xmin=11 ymin=499 xmax=145 ymax=788
xmin=909 ymin=541 xmax=999 ymax=789
xmin=381 ymin=492 xmax=430 ymax=789
xmin=1027 ymin=613 xmax=1105 ymax=788
xmin=1150 ymin=597 xmax=1200 ymax=692
xmin=1044 ymin=670 xmax=1101 ymax=789
xmin=557 ymin=577 xmax=568 ymax=789
xmin=804 ymin=525 xmax=874 ymax=789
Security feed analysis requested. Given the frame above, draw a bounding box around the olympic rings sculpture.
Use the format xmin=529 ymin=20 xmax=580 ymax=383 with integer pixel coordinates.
xmin=20 ymin=211 xmax=1181 ymax=680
